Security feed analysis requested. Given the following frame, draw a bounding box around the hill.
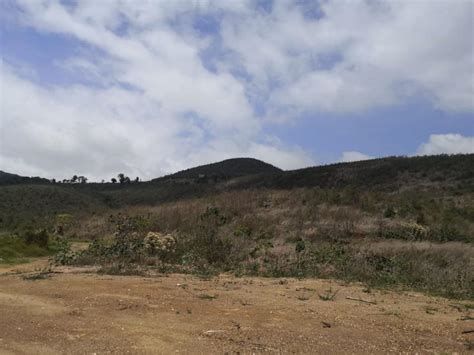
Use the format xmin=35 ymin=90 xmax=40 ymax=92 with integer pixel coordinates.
xmin=158 ymin=158 xmax=282 ymax=180
xmin=0 ymin=154 xmax=473 ymax=231
xmin=1 ymin=154 xmax=473 ymax=301
xmin=0 ymin=170 xmax=50 ymax=185
xmin=232 ymin=154 xmax=474 ymax=191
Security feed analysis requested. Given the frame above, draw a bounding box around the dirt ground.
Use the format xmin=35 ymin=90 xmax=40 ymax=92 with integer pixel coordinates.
xmin=0 ymin=259 xmax=472 ymax=354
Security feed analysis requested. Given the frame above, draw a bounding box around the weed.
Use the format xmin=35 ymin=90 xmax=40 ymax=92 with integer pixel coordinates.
xmin=22 ymin=272 xmax=51 ymax=281
xmin=318 ymin=288 xmax=338 ymax=301
xmin=424 ymin=306 xmax=438 ymax=315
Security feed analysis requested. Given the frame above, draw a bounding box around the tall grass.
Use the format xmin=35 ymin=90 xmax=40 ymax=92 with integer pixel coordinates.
xmin=0 ymin=232 xmax=57 ymax=264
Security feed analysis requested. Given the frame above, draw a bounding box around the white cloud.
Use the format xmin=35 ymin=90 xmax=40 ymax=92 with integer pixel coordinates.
xmin=0 ymin=1 xmax=315 ymax=180
xmin=221 ymin=0 xmax=473 ymax=116
xmin=417 ymin=134 xmax=474 ymax=156
xmin=340 ymin=151 xmax=374 ymax=163
xmin=0 ymin=63 xmax=312 ymax=181
xmin=14 ymin=0 xmax=473 ymax=118
xmin=340 ymin=134 xmax=474 ymax=163
xmin=1 ymin=0 xmax=472 ymax=180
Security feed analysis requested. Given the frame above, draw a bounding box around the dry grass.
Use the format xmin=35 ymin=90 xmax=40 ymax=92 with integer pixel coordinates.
xmin=60 ymin=187 xmax=474 ymax=299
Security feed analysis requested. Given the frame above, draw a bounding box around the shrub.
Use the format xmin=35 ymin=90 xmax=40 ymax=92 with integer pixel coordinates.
xmin=436 ymin=224 xmax=469 ymax=242
xmin=53 ymin=237 xmax=77 ymax=265
xmin=22 ymin=229 xmax=49 ymax=248
xmin=55 ymin=214 xmax=73 ymax=235
xmin=381 ymin=222 xmax=429 ymax=241
xmin=143 ymin=232 xmax=177 ymax=261
xmin=0 ymin=234 xmax=54 ymax=263
xmin=384 ymin=206 xmax=396 ymax=218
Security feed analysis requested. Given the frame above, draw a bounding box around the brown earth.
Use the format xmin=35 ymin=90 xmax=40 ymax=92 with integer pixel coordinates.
xmin=0 ymin=259 xmax=472 ymax=354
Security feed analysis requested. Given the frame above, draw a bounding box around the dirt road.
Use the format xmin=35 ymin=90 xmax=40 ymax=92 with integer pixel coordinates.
xmin=0 ymin=260 xmax=472 ymax=354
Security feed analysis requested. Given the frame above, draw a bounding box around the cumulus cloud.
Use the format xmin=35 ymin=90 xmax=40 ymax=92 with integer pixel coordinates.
xmin=0 ymin=0 xmax=315 ymax=180
xmin=1 ymin=64 xmax=312 ymax=180
xmin=221 ymin=0 xmax=473 ymax=116
xmin=417 ymin=134 xmax=474 ymax=156
xmin=340 ymin=151 xmax=374 ymax=163
xmin=0 ymin=0 xmax=472 ymax=180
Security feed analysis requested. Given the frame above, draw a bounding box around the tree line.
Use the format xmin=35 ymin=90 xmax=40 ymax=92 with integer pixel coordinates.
xmin=51 ymin=174 xmax=140 ymax=184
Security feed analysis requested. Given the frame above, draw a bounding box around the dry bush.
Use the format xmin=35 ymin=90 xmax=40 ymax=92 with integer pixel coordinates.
xmin=344 ymin=240 xmax=474 ymax=298
xmin=62 ymin=187 xmax=473 ymax=298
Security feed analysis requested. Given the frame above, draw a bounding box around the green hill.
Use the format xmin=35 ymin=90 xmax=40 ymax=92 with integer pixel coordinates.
xmin=1 ymin=154 xmax=473 ymax=232
xmin=159 ymin=157 xmax=282 ymax=180
xmin=0 ymin=170 xmax=50 ymax=185
xmin=232 ymin=154 xmax=474 ymax=191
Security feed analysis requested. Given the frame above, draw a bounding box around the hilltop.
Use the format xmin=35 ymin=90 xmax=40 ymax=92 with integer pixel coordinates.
xmin=158 ymin=157 xmax=282 ymax=180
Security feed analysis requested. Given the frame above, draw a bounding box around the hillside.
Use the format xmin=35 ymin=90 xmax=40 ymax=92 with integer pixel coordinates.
xmin=232 ymin=154 xmax=474 ymax=191
xmin=0 ymin=170 xmax=50 ymax=185
xmin=1 ymin=154 xmax=473 ymax=232
xmin=159 ymin=157 xmax=282 ymax=180
xmin=0 ymin=185 xmax=108 ymax=230
xmin=1 ymin=154 xmax=473 ymax=303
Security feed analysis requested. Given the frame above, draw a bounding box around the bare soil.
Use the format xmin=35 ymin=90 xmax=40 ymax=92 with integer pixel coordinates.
xmin=0 ymin=259 xmax=472 ymax=354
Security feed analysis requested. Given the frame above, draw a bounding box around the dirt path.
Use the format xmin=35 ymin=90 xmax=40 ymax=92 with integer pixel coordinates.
xmin=0 ymin=260 xmax=472 ymax=354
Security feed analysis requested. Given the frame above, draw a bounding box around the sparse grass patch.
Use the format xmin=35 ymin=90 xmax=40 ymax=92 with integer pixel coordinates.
xmin=0 ymin=233 xmax=57 ymax=264
xmin=22 ymin=270 xmax=52 ymax=281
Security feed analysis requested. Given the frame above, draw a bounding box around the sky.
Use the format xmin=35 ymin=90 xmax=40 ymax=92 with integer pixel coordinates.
xmin=0 ymin=0 xmax=473 ymax=181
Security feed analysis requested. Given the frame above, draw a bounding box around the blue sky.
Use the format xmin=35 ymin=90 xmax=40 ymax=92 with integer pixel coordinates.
xmin=267 ymin=102 xmax=474 ymax=163
xmin=1 ymin=0 xmax=473 ymax=180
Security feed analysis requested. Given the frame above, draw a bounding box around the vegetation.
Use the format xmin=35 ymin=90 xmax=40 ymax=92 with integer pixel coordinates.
xmin=54 ymin=186 xmax=473 ymax=298
xmin=0 ymin=230 xmax=58 ymax=264
xmin=1 ymin=154 xmax=473 ymax=298
xmin=0 ymin=170 xmax=49 ymax=185
xmin=159 ymin=157 xmax=282 ymax=180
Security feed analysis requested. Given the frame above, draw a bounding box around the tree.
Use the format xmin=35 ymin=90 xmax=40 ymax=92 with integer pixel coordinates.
xmin=111 ymin=178 xmax=117 ymax=184
xmin=134 ymin=177 xmax=140 ymax=183
xmin=71 ymin=175 xmax=78 ymax=183
xmin=118 ymin=173 xmax=131 ymax=184
xmin=78 ymin=176 xmax=88 ymax=184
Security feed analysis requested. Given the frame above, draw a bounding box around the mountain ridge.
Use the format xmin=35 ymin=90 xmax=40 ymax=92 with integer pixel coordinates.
xmin=1 ymin=154 xmax=473 ymax=187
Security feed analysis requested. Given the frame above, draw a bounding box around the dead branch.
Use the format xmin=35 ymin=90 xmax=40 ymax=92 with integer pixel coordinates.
xmin=346 ymin=296 xmax=377 ymax=305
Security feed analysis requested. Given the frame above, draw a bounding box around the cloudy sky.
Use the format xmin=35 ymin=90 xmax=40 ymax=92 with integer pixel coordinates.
xmin=0 ymin=0 xmax=473 ymax=181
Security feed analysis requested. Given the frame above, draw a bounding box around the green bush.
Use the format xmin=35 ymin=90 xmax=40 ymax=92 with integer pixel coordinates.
xmin=22 ymin=229 xmax=49 ymax=248
xmin=384 ymin=206 xmax=396 ymax=218
xmin=0 ymin=234 xmax=54 ymax=263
